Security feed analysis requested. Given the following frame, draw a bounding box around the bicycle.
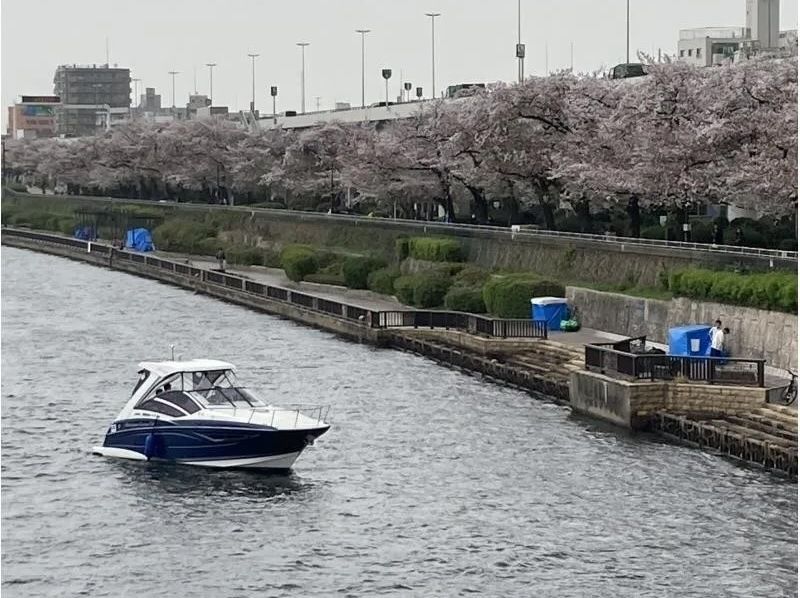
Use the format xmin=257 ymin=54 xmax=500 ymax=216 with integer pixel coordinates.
xmin=780 ymin=370 xmax=797 ymax=406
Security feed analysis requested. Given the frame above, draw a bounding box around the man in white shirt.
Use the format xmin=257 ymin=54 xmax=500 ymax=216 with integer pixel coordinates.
xmin=710 ymin=323 xmax=725 ymax=358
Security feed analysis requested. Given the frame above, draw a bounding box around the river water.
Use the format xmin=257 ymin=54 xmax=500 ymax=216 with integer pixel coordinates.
xmin=1 ymin=247 xmax=796 ymax=597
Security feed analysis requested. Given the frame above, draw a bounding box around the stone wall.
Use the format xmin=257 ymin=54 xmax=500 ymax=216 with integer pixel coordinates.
xmin=569 ymin=369 xmax=769 ymax=429
xmin=566 ymin=286 xmax=797 ymax=370
xmin=4 ymin=191 xmax=794 ymax=289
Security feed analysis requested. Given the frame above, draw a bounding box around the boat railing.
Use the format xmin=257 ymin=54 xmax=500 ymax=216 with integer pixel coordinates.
xmin=252 ymin=404 xmax=331 ymax=428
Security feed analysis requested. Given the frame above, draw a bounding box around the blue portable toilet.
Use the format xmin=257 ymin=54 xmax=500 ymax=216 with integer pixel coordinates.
xmin=125 ymin=228 xmax=155 ymax=252
xmin=668 ymin=325 xmax=711 ymax=357
xmin=531 ymin=297 xmax=569 ymax=331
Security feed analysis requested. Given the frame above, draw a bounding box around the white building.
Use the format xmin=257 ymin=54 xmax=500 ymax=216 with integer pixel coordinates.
xmin=677 ymin=0 xmax=792 ymax=67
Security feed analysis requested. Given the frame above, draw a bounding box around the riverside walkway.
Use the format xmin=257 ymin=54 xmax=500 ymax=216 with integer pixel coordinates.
xmin=3 ymin=228 xmax=795 ymax=477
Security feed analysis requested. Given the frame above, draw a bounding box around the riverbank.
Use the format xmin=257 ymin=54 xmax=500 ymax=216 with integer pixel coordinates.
xmin=3 ymin=228 xmax=795 ymax=477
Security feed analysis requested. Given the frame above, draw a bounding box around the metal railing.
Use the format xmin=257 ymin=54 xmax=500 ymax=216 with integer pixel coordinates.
xmin=6 ymin=190 xmax=795 ymax=263
xmin=3 ymin=228 xmax=548 ymax=340
xmin=585 ymin=339 xmax=766 ymax=387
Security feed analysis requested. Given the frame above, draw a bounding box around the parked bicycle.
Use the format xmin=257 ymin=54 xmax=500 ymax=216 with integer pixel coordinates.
xmin=780 ymin=370 xmax=797 ymax=406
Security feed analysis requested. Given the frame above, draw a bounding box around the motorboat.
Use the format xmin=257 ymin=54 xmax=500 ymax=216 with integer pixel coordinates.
xmin=92 ymin=359 xmax=330 ymax=471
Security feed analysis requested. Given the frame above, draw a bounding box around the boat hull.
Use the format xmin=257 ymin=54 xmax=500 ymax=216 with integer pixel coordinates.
xmin=96 ymin=419 xmax=329 ymax=471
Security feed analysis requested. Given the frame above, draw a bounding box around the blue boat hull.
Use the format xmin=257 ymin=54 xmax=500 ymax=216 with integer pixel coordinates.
xmin=101 ymin=419 xmax=329 ymax=469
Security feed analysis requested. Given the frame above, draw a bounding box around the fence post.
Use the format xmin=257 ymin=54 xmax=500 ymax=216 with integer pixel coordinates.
xmin=709 ymin=357 xmax=716 ymax=384
xmin=757 ymin=361 xmax=765 ymax=387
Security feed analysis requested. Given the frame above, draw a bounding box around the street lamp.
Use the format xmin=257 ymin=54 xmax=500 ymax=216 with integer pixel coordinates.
xmin=247 ymin=53 xmax=259 ymax=113
xmin=168 ymin=70 xmax=179 ymax=109
xmin=205 ymin=63 xmax=216 ymax=106
xmin=297 ymin=42 xmax=310 ymax=114
xmin=381 ymin=68 xmax=392 ymax=109
xmin=425 ymin=12 xmax=441 ymax=99
xmin=626 ymin=0 xmax=630 ymax=63
xmin=403 ymin=82 xmax=412 ymax=103
xmin=516 ymin=0 xmax=525 ymax=82
xmin=131 ymin=78 xmax=141 ymax=115
xmin=355 ymin=29 xmax=370 ymax=109
xmin=270 ymin=85 xmax=278 ymax=125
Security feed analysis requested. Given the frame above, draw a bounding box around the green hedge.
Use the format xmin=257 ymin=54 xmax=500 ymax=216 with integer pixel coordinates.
xmin=407 ymin=237 xmax=464 ymax=262
xmin=280 ymin=244 xmax=319 ymax=282
xmin=395 ymin=236 xmax=410 ymax=260
xmin=393 ymin=275 xmax=417 ymax=305
xmin=392 ymin=273 xmax=452 ymax=307
xmin=452 ymin=266 xmax=490 ymax=288
xmin=483 ymin=274 xmax=566 ymax=318
xmin=368 ymin=267 xmax=401 ymax=295
xmin=152 ymin=220 xmax=217 ymax=253
xmin=342 ymin=256 xmax=387 ymax=289
xmin=669 ymin=268 xmax=797 ymax=312
xmin=444 ymin=286 xmax=486 ymax=313
xmin=304 ymin=272 xmax=346 ymax=286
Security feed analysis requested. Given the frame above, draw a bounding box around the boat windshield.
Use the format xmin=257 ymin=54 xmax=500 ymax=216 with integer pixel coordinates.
xmin=135 ymin=368 xmax=267 ymax=410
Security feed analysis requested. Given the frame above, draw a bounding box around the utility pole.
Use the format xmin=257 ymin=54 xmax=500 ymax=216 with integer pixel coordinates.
xmin=168 ymin=70 xmax=179 ymax=108
xmin=297 ymin=42 xmax=310 ymax=114
xmin=356 ymin=29 xmax=370 ymax=109
xmin=193 ymin=65 xmax=197 ymax=93
xmin=206 ymin=63 xmax=216 ymax=106
xmin=425 ymin=13 xmax=441 ymax=99
xmin=247 ymin=53 xmax=259 ymax=113
xmin=315 ymin=96 xmax=321 ymax=111
xmin=570 ymin=41 xmax=574 ymax=72
xmin=626 ymin=0 xmax=630 ymax=63
xmin=517 ymin=0 xmax=524 ymax=82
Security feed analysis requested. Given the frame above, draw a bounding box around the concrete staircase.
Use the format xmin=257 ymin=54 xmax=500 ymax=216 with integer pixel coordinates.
xmin=501 ymin=340 xmax=584 ymax=390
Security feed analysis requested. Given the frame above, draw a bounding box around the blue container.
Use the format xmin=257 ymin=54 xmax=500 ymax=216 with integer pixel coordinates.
xmin=530 ymin=297 xmax=569 ymax=331
xmin=668 ymin=325 xmax=712 ymax=357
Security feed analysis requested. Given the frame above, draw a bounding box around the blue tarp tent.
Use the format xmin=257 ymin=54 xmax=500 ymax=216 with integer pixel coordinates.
xmin=125 ymin=228 xmax=155 ymax=252
xmin=668 ymin=325 xmax=711 ymax=357
xmin=531 ymin=297 xmax=569 ymax=331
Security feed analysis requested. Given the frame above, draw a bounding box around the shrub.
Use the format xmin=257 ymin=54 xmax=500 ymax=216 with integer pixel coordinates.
xmin=6 ymin=183 xmax=28 ymax=192
xmin=393 ymin=275 xmax=417 ymax=305
xmin=280 ymin=244 xmax=319 ymax=281
xmin=368 ymin=267 xmax=401 ymax=295
xmin=407 ymin=237 xmax=464 ymax=262
xmin=669 ymin=267 xmax=797 ymax=312
xmin=452 ymin=266 xmax=490 ymax=288
xmin=395 ymin=236 xmax=410 ymax=260
xmin=342 ymin=256 xmax=387 ymax=289
xmin=444 ymin=286 xmax=486 ymax=313
xmin=413 ymin=274 xmax=452 ymax=308
xmin=152 ymin=219 xmax=217 ymax=253
xmin=483 ymin=274 xmax=566 ymax=318
xmin=226 ymin=246 xmax=264 ymax=266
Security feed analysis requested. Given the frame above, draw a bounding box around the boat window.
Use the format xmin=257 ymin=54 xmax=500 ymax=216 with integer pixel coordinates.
xmin=157 ymin=390 xmax=201 ymax=414
xmin=131 ymin=369 xmax=150 ymax=396
xmin=137 ymin=398 xmax=186 ymax=418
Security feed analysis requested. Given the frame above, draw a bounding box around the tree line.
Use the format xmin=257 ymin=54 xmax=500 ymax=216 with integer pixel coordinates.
xmin=4 ymin=55 xmax=796 ymax=236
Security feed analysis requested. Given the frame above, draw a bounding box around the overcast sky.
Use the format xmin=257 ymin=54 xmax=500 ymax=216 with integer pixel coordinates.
xmin=2 ymin=0 xmax=797 ymax=126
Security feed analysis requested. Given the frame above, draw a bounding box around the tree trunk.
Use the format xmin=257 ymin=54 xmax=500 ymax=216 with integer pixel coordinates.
xmin=626 ymin=195 xmax=641 ymax=238
xmin=466 ymin=185 xmax=488 ymax=223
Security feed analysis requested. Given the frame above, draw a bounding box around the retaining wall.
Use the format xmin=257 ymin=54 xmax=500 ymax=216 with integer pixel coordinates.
xmin=566 ymin=286 xmax=798 ymax=370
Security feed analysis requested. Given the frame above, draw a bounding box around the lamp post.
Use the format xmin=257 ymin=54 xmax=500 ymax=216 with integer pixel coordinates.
xmin=205 ymin=63 xmax=216 ymax=106
xmin=270 ymin=85 xmax=278 ymax=125
xmin=425 ymin=12 xmax=441 ymax=99
xmin=626 ymin=0 xmax=630 ymax=63
xmin=516 ymin=0 xmax=525 ymax=83
xmin=297 ymin=42 xmax=310 ymax=114
xmin=168 ymin=70 xmax=179 ymax=109
xmin=355 ymin=29 xmax=370 ymax=109
xmin=381 ymin=68 xmax=392 ymax=109
xmin=403 ymin=81 xmax=412 ymax=103
xmin=247 ymin=53 xmax=259 ymax=113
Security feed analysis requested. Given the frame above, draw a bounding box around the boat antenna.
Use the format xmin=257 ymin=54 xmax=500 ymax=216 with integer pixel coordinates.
xmin=170 ymin=344 xmax=175 ymax=360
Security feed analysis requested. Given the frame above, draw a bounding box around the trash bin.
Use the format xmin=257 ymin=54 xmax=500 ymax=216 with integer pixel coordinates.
xmin=531 ymin=297 xmax=569 ymax=331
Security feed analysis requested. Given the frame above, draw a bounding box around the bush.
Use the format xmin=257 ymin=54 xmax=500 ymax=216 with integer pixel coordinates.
xmin=393 ymin=275 xmax=417 ymax=305
xmin=452 ymin=266 xmax=490 ymax=288
xmin=407 ymin=237 xmax=464 ymax=262
xmin=280 ymin=244 xmax=319 ymax=281
xmin=368 ymin=267 xmax=401 ymax=295
xmin=395 ymin=236 xmax=410 ymax=260
xmin=342 ymin=256 xmax=387 ymax=289
xmin=226 ymin=245 xmax=264 ymax=266
xmin=669 ymin=267 xmax=797 ymax=312
xmin=6 ymin=183 xmax=28 ymax=192
xmin=152 ymin=219 xmax=217 ymax=253
xmin=413 ymin=274 xmax=452 ymax=308
xmin=444 ymin=286 xmax=486 ymax=313
xmin=483 ymin=274 xmax=566 ymax=318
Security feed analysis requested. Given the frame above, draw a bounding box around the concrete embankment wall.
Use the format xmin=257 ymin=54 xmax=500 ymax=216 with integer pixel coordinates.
xmin=3 ymin=191 xmax=794 ymax=287
xmin=566 ymin=287 xmax=798 ymax=370
xmin=569 ymin=369 xmax=769 ymax=430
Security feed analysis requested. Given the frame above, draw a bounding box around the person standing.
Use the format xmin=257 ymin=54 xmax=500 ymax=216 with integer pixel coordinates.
xmin=710 ymin=322 xmax=725 ymax=358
